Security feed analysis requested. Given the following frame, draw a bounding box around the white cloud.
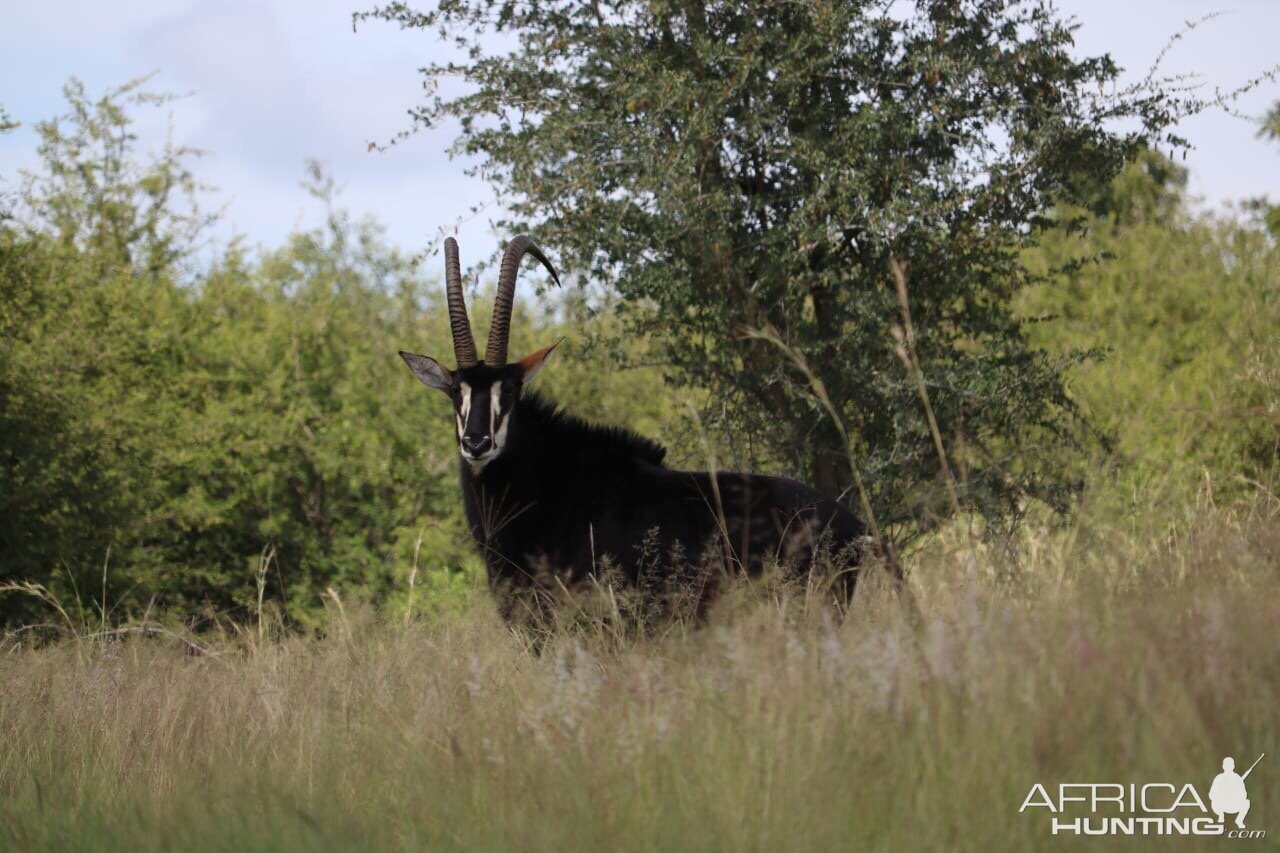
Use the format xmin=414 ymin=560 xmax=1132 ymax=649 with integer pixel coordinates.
xmin=122 ymin=0 xmax=501 ymax=253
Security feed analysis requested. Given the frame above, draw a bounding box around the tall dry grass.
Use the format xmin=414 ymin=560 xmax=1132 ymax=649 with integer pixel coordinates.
xmin=1 ymin=491 xmax=1277 ymax=851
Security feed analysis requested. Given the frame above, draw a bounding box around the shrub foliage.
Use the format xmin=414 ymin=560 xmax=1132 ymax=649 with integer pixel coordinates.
xmin=1 ymin=76 xmax=1276 ymax=628
xmin=359 ymin=0 xmax=1215 ymax=533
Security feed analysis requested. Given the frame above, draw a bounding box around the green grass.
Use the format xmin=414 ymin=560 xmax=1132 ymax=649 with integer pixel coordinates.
xmin=2 ymin=492 xmax=1277 ymax=851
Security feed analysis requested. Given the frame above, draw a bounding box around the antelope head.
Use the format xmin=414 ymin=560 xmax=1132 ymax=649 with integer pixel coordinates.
xmin=400 ymin=235 xmax=561 ymax=470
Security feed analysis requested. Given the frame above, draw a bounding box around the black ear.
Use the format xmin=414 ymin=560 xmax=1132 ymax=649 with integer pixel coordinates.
xmin=399 ymin=351 xmax=453 ymax=394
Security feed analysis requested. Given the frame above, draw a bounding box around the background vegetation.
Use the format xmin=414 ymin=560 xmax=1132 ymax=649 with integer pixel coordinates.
xmin=359 ymin=0 xmax=1264 ymax=533
xmin=2 ymin=77 xmax=1275 ymax=628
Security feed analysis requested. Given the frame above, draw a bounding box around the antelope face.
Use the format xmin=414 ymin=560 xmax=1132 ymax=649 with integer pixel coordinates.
xmin=400 ymin=345 xmax=558 ymax=470
xmin=400 ymin=234 xmax=561 ymax=470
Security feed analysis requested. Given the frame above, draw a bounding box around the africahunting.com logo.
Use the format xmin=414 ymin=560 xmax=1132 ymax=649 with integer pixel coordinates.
xmin=1020 ymin=754 xmax=1266 ymax=838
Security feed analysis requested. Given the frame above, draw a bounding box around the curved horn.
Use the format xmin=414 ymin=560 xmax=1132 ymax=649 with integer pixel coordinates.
xmin=486 ymin=234 xmax=561 ymax=366
xmin=444 ymin=237 xmax=478 ymax=367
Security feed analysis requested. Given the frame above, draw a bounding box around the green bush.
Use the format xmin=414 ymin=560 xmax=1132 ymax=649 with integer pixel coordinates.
xmin=3 ymin=83 xmax=1276 ymax=630
xmin=1021 ymin=153 xmax=1279 ymax=512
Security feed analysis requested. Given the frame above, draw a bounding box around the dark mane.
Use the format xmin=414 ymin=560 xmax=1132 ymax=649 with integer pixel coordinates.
xmin=519 ymin=391 xmax=667 ymax=466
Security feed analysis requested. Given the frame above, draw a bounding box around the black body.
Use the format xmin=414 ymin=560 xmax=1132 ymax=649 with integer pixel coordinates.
xmin=460 ymin=391 xmax=866 ymax=616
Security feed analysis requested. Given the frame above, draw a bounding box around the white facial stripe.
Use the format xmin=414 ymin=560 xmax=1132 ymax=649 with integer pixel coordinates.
xmin=459 ymin=381 xmax=472 ymax=421
xmin=457 ymin=381 xmax=472 ymax=439
xmin=492 ymin=404 xmax=511 ymax=456
xmin=489 ymin=384 xmax=501 ymax=441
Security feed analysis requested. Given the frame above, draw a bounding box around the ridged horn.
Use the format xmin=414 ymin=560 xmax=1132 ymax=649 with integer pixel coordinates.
xmin=444 ymin=237 xmax=478 ymax=368
xmin=485 ymin=234 xmax=561 ymax=366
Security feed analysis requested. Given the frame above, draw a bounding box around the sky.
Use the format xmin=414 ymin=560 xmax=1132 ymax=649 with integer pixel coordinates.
xmin=2 ymin=0 xmax=1277 ymax=263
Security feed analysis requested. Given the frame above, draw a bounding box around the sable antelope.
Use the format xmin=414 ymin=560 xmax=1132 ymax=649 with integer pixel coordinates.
xmin=400 ymin=236 xmax=866 ymax=622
